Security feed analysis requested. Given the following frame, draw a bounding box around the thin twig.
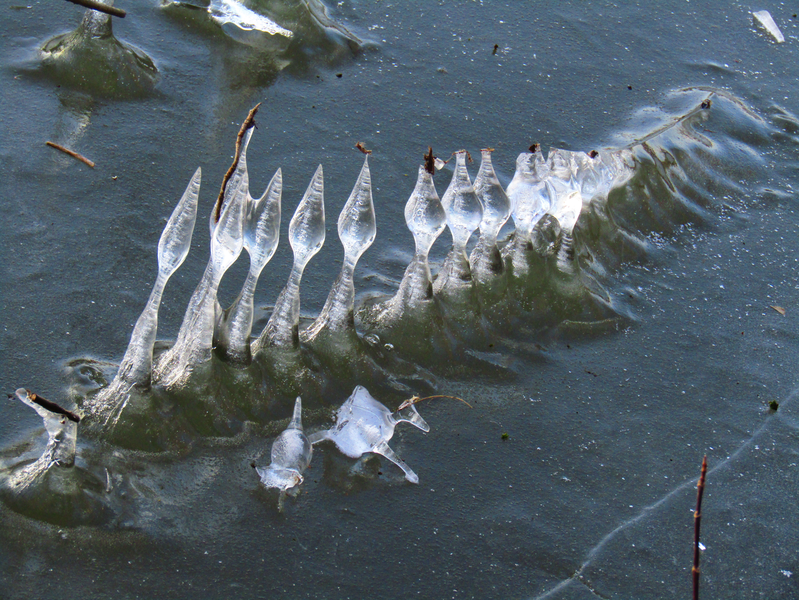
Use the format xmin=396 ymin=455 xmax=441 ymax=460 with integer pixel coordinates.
xmin=214 ymin=102 xmax=261 ymax=223
xmin=15 ymin=390 xmax=81 ymax=423
xmin=64 ymin=0 xmax=126 ymax=18
xmin=424 ymin=146 xmax=435 ymax=175
xmin=397 ymin=394 xmax=472 ymax=411
xmin=45 ymin=141 xmax=95 ymax=168
xmin=693 ymin=455 xmax=708 ymax=600
xmin=355 ymin=142 xmax=372 ymax=155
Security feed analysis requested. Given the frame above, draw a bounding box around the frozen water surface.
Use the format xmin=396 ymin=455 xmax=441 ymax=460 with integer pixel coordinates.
xmin=2 ymin=1 xmax=799 ymax=599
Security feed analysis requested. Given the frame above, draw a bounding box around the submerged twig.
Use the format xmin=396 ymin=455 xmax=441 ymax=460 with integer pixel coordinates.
xmin=45 ymin=141 xmax=95 ymax=168
xmin=628 ymin=94 xmax=713 ymax=148
xmin=397 ymin=394 xmax=472 ymax=411
xmin=215 ymin=102 xmax=261 ymax=223
xmin=64 ymin=0 xmax=127 ymax=18
xmin=693 ymin=455 xmax=708 ymax=600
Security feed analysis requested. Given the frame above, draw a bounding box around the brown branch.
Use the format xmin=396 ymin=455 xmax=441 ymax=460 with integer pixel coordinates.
xmin=355 ymin=142 xmax=372 ymax=155
xmin=64 ymin=0 xmax=126 ymax=18
xmin=26 ymin=390 xmax=81 ymax=423
xmin=214 ymin=102 xmax=261 ymax=223
xmin=693 ymin=455 xmax=708 ymax=600
xmin=45 ymin=141 xmax=95 ymax=168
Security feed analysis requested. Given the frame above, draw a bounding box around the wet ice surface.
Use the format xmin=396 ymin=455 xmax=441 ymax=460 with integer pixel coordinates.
xmin=2 ymin=1 xmax=799 ymax=599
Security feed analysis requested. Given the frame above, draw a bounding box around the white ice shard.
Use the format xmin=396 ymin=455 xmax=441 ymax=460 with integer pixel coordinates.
xmin=753 ymin=10 xmax=785 ymax=43
xmin=254 ymin=165 xmax=325 ymax=350
xmin=216 ymin=166 xmax=282 ymax=365
xmin=208 ymin=0 xmax=294 ymax=38
xmin=309 ymin=386 xmax=429 ymax=484
xmin=12 ymin=389 xmax=79 ymax=477
xmin=303 ymin=155 xmax=376 ymax=341
xmin=378 ymin=163 xmax=446 ymax=321
xmin=256 ymin=397 xmax=312 ymax=493
xmin=469 ymin=149 xmax=511 ymax=284
xmin=505 ymin=148 xmax=551 ymax=275
xmin=154 ymin=135 xmax=249 ymax=388
xmin=433 ymin=151 xmax=483 ymax=295
xmin=90 ymin=169 xmax=200 ymax=419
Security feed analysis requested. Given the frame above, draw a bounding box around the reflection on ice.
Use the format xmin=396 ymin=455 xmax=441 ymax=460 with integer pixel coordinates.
xmin=309 ymin=386 xmax=429 ymax=483
xmin=209 ymin=0 xmax=294 ymax=38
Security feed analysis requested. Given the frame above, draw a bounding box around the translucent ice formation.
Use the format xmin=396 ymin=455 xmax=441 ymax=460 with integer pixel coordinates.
xmin=304 ymin=156 xmax=376 ymax=341
xmin=753 ymin=10 xmax=785 ymax=43
xmin=254 ymin=165 xmax=325 ymax=350
xmin=545 ymin=149 xmax=583 ymax=270
xmin=256 ymin=397 xmax=312 ymax=496
xmin=505 ymin=147 xmax=552 ymax=275
xmin=215 ymin=165 xmax=282 ymax=365
xmin=309 ymin=386 xmax=429 ymax=483
xmin=89 ymin=169 xmax=200 ymax=419
xmin=154 ymin=136 xmax=249 ymax=388
xmin=433 ymin=151 xmax=483 ymax=295
xmin=469 ymin=149 xmax=511 ymax=285
xmin=375 ymin=162 xmax=446 ymax=323
xmin=40 ymin=1 xmax=158 ymax=98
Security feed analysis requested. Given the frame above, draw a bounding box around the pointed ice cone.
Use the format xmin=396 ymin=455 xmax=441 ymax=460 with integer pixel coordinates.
xmin=433 ymin=151 xmax=483 ymax=294
xmin=216 ymin=166 xmax=282 ymax=364
xmin=254 ymin=165 xmax=325 ymax=350
xmin=86 ymin=169 xmax=200 ymax=419
xmin=470 ymin=149 xmax=511 ymax=283
xmin=154 ymin=147 xmax=247 ymax=388
xmin=303 ymin=156 xmax=375 ymax=340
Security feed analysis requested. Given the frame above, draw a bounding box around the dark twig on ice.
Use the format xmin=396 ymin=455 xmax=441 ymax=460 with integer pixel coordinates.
xmin=45 ymin=141 xmax=95 ymax=168
xmin=8 ymin=390 xmax=81 ymax=423
xmin=424 ymin=146 xmax=436 ymax=175
xmin=693 ymin=455 xmax=708 ymax=600
xmin=64 ymin=0 xmax=127 ymax=18
xmin=215 ymin=102 xmax=261 ymax=223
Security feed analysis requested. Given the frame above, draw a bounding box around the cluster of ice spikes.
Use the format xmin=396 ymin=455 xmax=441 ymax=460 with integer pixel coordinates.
xmin=85 ymin=126 xmax=633 ymax=424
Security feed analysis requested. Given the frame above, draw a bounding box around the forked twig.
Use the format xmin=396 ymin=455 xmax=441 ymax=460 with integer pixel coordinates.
xmin=45 ymin=141 xmax=95 ymax=168
xmin=64 ymin=0 xmax=127 ymax=18
xmin=214 ymin=102 xmax=261 ymax=223
xmin=693 ymin=455 xmax=708 ymax=600
xmin=397 ymin=394 xmax=472 ymax=411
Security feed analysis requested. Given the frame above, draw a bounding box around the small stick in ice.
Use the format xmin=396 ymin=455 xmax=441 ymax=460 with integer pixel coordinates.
xmin=8 ymin=390 xmax=81 ymax=423
xmin=64 ymin=0 xmax=126 ymax=18
xmin=45 ymin=141 xmax=95 ymax=168
xmin=355 ymin=142 xmax=372 ymax=155
xmin=397 ymin=394 xmax=472 ymax=411
xmin=215 ymin=102 xmax=261 ymax=223
xmin=693 ymin=455 xmax=708 ymax=600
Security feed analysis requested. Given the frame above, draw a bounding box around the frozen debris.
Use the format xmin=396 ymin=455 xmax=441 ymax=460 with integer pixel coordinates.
xmin=753 ymin=10 xmax=785 ymax=43
xmin=256 ymin=397 xmax=312 ymax=493
xmin=309 ymin=386 xmax=429 ymax=483
xmin=208 ymin=0 xmax=294 ymax=38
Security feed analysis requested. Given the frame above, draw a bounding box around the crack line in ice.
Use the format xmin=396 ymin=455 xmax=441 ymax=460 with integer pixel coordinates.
xmin=531 ymin=390 xmax=796 ymax=600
